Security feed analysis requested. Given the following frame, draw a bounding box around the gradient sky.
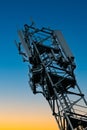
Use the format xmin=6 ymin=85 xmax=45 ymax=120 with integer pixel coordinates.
xmin=0 ymin=0 xmax=87 ymax=130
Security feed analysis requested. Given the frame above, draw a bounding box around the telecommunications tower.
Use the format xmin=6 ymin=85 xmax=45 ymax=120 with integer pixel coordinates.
xmin=15 ymin=23 xmax=87 ymax=130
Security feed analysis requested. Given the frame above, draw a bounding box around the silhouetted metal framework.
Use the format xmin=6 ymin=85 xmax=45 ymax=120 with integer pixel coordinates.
xmin=16 ymin=23 xmax=87 ymax=130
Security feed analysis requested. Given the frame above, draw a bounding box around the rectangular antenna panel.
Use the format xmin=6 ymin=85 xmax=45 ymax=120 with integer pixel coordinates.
xmin=18 ymin=30 xmax=31 ymax=57
xmin=54 ymin=30 xmax=74 ymax=60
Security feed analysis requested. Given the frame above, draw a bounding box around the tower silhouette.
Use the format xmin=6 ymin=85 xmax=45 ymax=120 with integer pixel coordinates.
xmin=16 ymin=23 xmax=87 ymax=130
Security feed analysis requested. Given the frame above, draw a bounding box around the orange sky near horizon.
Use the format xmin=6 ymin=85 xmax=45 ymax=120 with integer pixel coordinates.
xmin=0 ymin=93 xmax=58 ymax=130
xmin=0 ymin=111 xmax=58 ymax=130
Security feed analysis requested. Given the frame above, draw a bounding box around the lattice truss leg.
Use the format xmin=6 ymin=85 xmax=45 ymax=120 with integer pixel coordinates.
xmin=15 ymin=23 xmax=87 ymax=130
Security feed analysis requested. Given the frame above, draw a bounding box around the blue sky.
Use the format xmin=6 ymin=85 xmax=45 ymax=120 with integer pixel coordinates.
xmin=0 ymin=0 xmax=87 ymax=129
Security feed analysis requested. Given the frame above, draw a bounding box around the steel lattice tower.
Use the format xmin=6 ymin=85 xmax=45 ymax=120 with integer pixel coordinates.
xmin=15 ymin=23 xmax=87 ymax=130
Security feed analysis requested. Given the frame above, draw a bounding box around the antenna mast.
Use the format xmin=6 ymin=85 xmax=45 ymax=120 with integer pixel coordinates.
xmin=16 ymin=23 xmax=87 ymax=130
